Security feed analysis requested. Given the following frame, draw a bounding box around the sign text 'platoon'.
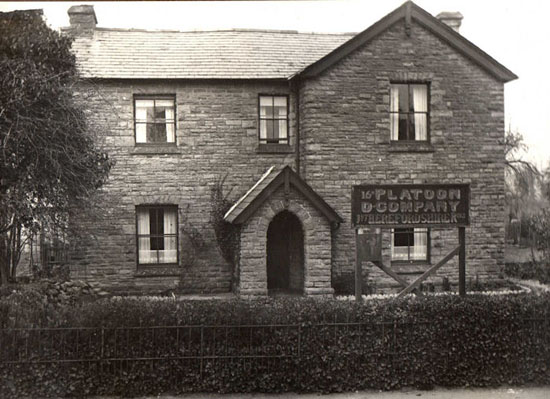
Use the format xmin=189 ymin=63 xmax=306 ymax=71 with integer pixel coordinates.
xmin=352 ymin=184 xmax=470 ymax=227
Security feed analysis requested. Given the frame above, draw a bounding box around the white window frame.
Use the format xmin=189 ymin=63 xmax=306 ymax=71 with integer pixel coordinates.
xmin=390 ymin=83 xmax=429 ymax=142
xmin=134 ymin=96 xmax=176 ymax=145
xmin=391 ymin=227 xmax=430 ymax=263
xmin=136 ymin=205 xmax=178 ymax=266
xmin=259 ymin=95 xmax=289 ymax=144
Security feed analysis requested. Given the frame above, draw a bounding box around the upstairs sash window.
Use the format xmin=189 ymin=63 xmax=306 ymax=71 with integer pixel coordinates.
xmin=137 ymin=206 xmax=178 ymax=265
xmin=259 ymin=95 xmax=288 ymax=144
xmin=135 ymin=97 xmax=176 ymax=144
xmin=390 ymin=84 xmax=428 ymax=141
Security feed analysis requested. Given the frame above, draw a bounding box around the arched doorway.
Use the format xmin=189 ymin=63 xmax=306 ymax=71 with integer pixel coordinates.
xmin=266 ymin=211 xmax=304 ymax=295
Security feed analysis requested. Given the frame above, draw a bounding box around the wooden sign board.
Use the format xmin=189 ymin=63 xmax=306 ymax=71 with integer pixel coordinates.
xmin=352 ymin=184 xmax=470 ymax=228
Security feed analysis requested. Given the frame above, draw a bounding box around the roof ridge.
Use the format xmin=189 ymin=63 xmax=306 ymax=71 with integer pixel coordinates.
xmin=89 ymin=26 xmax=355 ymax=36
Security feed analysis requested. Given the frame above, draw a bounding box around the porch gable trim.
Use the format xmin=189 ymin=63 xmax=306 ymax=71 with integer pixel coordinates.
xmin=224 ymin=166 xmax=343 ymax=225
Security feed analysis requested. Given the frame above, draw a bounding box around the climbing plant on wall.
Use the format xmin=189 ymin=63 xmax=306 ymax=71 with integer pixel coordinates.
xmin=210 ymin=174 xmax=240 ymax=289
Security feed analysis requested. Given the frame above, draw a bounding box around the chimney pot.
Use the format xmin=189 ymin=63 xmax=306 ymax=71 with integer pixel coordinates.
xmin=436 ymin=11 xmax=463 ymax=33
xmin=68 ymin=5 xmax=97 ymax=35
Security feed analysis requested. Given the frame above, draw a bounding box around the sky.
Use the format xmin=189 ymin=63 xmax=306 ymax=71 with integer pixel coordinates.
xmin=1 ymin=0 xmax=549 ymax=168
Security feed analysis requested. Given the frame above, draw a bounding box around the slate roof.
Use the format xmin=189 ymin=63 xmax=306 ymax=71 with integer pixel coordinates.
xmin=224 ymin=166 xmax=279 ymax=223
xmin=70 ymin=28 xmax=354 ymax=79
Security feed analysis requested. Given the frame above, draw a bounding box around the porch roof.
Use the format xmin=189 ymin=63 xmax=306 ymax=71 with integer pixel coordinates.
xmin=224 ymin=166 xmax=342 ymax=225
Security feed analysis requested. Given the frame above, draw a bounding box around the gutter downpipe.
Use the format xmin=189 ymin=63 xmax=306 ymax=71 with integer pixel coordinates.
xmin=290 ymin=76 xmax=300 ymax=177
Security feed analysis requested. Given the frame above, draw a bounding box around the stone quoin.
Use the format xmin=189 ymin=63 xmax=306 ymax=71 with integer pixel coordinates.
xmin=64 ymin=1 xmax=516 ymax=295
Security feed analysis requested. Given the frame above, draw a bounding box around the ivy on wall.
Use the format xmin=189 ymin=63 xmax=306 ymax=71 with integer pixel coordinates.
xmin=210 ymin=175 xmax=240 ymax=288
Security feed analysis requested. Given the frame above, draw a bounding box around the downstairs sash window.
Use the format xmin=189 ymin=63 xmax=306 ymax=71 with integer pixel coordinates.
xmin=391 ymin=227 xmax=429 ymax=262
xmin=136 ymin=206 xmax=178 ymax=265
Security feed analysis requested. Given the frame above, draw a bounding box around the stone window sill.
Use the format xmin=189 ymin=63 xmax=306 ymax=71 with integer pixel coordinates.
xmin=389 ymin=142 xmax=435 ymax=153
xmin=257 ymin=143 xmax=294 ymax=154
xmin=134 ymin=265 xmax=181 ymax=277
xmin=130 ymin=145 xmax=179 ymax=155
xmin=390 ymin=262 xmax=432 ymax=273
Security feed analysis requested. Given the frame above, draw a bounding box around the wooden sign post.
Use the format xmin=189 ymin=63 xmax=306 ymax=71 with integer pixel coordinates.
xmin=352 ymin=184 xmax=470 ymax=298
xmin=459 ymin=226 xmax=466 ymax=296
xmin=355 ymin=228 xmax=382 ymax=301
xmin=355 ymin=230 xmax=362 ymax=302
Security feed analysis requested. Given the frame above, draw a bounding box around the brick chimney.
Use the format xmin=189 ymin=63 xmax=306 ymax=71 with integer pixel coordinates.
xmin=67 ymin=5 xmax=96 ymax=35
xmin=436 ymin=11 xmax=463 ymax=33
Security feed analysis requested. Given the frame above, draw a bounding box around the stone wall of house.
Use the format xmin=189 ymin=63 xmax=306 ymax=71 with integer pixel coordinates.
xmin=299 ymin=19 xmax=506 ymax=292
xmin=70 ymin=80 xmax=297 ymax=294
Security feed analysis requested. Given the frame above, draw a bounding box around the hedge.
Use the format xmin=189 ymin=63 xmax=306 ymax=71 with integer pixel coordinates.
xmin=1 ymin=292 xmax=549 ymax=397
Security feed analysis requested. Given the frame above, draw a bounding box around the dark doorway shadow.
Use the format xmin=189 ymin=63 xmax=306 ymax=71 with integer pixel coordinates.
xmin=267 ymin=210 xmax=304 ymax=295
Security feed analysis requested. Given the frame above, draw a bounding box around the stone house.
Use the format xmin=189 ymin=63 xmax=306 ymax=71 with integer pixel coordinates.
xmin=66 ymin=1 xmax=517 ymax=296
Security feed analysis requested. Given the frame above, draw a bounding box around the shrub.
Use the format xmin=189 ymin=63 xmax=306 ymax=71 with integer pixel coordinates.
xmin=332 ymin=272 xmax=373 ymax=296
xmin=504 ymin=261 xmax=550 ymax=284
xmin=1 ymin=294 xmax=549 ymax=396
xmin=528 ymin=209 xmax=550 ymax=261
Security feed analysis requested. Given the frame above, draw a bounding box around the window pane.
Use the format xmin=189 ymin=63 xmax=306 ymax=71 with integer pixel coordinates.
xmin=137 ymin=205 xmax=154 ymax=264
xmin=414 ymin=114 xmax=427 ymax=141
xmin=135 ymin=107 xmax=149 ymax=123
xmin=147 ymin=124 xmax=167 ymax=143
xmin=410 ymin=85 xmax=428 ymax=112
xmin=136 ymin=123 xmax=147 ymax=143
xmin=396 ymin=84 xmax=408 ymax=113
xmin=273 ymin=106 xmax=283 ymax=119
xmin=155 ymin=103 xmax=174 ymax=121
xmin=392 ymin=246 xmax=409 ymax=261
xmin=408 ymin=114 xmax=416 ymax=140
xmin=398 ymin=114 xmax=408 ymax=140
xmin=259 ymin=96 xmax=272 ymax=107
xmin=138 ymin=237 xmax=150 ymax=252
xmin=278 ymin=119 xmax=287 ymax=139
xmin=166 ymin=123 xmax=175 ymax=143
xmin=259 ymin=120 xmax=267 ymax=139
xmin=260 ymin=97 xmax=274 ymax=118
xmin=149 ymin=209 xmax=162 ymax=234
xmin=137 ymin=209 xmax=150 ymax=235
xmin=164 ymin=107 xmax=175 ymax=121
xmin=411 ymin=228 xmax=428 ymax=260
xmin=150 ymin=208 xmax=163 ymax=251
xmin=139 ymin=248 xmax=156 ymax=264
xmin=262 ymin=105 xmax=274 ymax=119
xmin=156 ymin=99 xmax=174 ymax=108
xmin=164 ymin=209 xmax=177 ymax=234
xmin=266 ymin=120 xmax=275 ymax=141
xmin=136 ymin=99 xmax=154 ymax=109
xmin=273 ymin=96 xmax=286 ymax=107
xmin=150 ymin=237 xmax=164 ymax=251
xmin=158 ymin=248 xmax=177 ymax=264
xmin=390 ymin=113 xmax=399 ymax=140
xmin=390 ymin=86 xmax=400 ymax=112
xmin=160 ymin=236 xmax=177 ymax=263
xmin=394 ymin=228 xmax=412 ymax=247
xmin=155 ymin=107 xmax=168 ymax=120
xmin=392 ymin=228 xmax=410 ymax=261
xmin=274 ymin=97 xmax=287 ymax=117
